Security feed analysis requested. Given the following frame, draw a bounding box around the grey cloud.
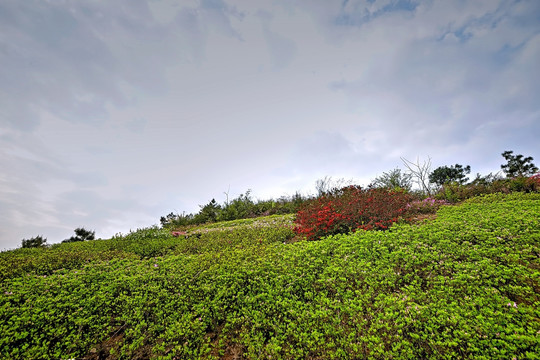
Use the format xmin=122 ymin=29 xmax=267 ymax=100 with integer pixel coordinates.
xmin=257 ymin=11 xmax=297 ymax=69
xmin=46 ymin=188 xmax=156 ymax=241
xmin=287 ymin=131 xmax=382 ymax=177
xmin=327 ymin=1 xmax=540 ymax=151
xmin=0 ymin=1 xmax=122 ymax=130
xmin=201 ymin=0 xmax=244 ymax=39
xmin=0 ymin=0 xmax=244 ymax=132
xmin=2 ymin=0 xmax=538 ymax=249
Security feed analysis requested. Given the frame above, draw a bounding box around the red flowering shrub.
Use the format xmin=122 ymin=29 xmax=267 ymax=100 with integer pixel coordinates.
xmin=294 ymin=186 xmax=414 ymax=241
xmin=525 ymin=173 xmax=540 ymax=191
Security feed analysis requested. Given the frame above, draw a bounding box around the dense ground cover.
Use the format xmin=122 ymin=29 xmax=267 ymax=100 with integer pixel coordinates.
xmin=1 ymin=193 xmax=539 ymax=359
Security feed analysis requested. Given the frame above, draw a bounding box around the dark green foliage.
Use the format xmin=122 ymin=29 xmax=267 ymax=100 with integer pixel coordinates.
xmin=160 ymin=212 xmax=179 ymax=227
xmin=20 ymin=235 xmax=47 ymax=249
xmin=62 ymin=227 xmax=95 ymax=243
xmin=218 ymin=190 xmax=256 ymax=221
xmin=370 ymin=168 xmax=413 ymax=191
xmin=429 ymin=163 xmax=471 ymax=186
xmin=160 ymin=212 xmax=195 ymax=228
xmin=160 ymin=191 xmax=309 ymax=228
xmin=501 ymin=150 xmax=538 ymax=177
xmin=194 ymin=198 xmax=221 ymax=224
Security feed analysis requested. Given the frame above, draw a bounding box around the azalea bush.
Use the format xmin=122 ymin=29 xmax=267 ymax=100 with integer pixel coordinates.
xmin=294 ymin=186 xmax=413 ymax=241
xmin=406 ymin=197 xmax=449 ymax=214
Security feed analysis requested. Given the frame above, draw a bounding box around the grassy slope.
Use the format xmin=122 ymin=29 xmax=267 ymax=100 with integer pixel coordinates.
xmin=0 ymin=194 xmax=539 ymax=359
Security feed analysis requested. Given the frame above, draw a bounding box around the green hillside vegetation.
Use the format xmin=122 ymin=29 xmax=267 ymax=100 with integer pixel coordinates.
xmin=1 ymin=193 xmax=539 ymax=359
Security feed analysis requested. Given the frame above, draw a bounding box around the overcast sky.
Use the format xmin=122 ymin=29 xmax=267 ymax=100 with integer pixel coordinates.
xmin=1 ymin=0 xmax=539 ymax=249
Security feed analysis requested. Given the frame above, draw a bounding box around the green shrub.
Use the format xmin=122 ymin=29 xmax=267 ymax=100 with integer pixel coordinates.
xmin=160 ymin=191 xmax=308 ymax=228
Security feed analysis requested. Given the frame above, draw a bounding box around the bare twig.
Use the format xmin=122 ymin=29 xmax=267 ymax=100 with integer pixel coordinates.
xmin=401 ymin=156 xmax=433 ymax=196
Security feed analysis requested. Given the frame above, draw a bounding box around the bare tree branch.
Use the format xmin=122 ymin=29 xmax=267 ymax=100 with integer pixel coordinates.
xmin=401 ymin=156 xmax=433 ymax=196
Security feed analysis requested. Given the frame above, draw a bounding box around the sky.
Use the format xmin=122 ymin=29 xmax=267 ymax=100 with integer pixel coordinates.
xmin=1 ymin=0 xmax=539 ymax=249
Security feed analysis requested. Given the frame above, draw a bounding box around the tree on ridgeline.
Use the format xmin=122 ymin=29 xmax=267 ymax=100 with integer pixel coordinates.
xmin=370 ymin=168 xmax=413 ymax=191
xmin=429 ymin=164 xmax=471 ymax=187
xmin=62 ymin=227 xmax=95 ymax=243
xmin=21 ymin=235 xmax=47 ymax=248
xmin=501 ymin=150 xmax=538 ymax=177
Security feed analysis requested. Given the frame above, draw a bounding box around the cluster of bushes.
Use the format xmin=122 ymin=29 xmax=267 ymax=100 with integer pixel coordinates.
xmin=424 ymin=151 xmax=538 ymax=203
xmin=435 ymin=173 xmax=540 ymax=203
xmin=19 ymin=228 xmax=95 ymax=249
xmin=160 ymin=190 xmax=308 ymax=229
xmin=293 ymin=150 xmax=538 ymax=241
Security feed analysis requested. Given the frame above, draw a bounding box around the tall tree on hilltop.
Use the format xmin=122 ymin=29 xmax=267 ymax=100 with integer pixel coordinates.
xmin=501 ymin=150 xmax=538 ymax=177
xmin=429 ymin=164 xmax=471 ymax=186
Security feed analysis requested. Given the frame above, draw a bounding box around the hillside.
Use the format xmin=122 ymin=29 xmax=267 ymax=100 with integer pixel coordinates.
xmin=1 ymin=193 xmax=539 ymax=359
